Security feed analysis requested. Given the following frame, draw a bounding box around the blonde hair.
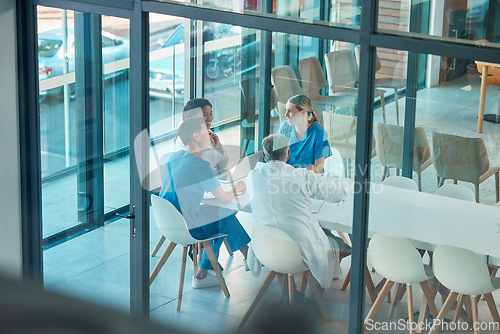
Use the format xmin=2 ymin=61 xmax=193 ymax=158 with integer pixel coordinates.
xmin=288 ymin=94 xmax=321 ymax=125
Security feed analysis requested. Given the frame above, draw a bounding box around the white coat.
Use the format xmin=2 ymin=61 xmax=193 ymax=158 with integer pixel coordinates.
xmin=247 ymin=160 xmax=348 ymax=288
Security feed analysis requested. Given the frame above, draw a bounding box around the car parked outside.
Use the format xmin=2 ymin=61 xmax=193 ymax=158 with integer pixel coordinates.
xmin=149 ymin=22 xmax=260 ymax=99
xmin=38 ymin=28 xmax=130 ymax=100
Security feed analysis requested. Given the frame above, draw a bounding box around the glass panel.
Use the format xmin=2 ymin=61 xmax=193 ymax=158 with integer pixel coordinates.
xmin=150 ymin=0 xmax=361 ymax=28
xmin=148 ymin=14 xmax=357 ymax=332
xmin=102 ymin=16 xmax=130 ymax=214
xmin=39 ymin=6 xmax=131 ymax=312
xmin=377 ymin=0 xmax=500 ymax=46
xmin=364 ymin=46 xmax=500 ymax=330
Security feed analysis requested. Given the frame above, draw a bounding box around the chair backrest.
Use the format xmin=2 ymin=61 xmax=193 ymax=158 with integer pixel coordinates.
xmin=432 ymin=131 xmax=490 ymax=183
xmin=323 ymin=112 xmax=357 ymax=160
xmin=433 ymin=244 xmax=496 ymax=295
xmin=353 ymin=45 xmax=382 ymax=72
xmin=298 ymin=57 xmax=328 ymax=99
xmin=382 ymin=176 xmax=418 ymax=191
xmin=251 ymin=225 xmax=307 ymax=275
xmin=324 ymin=147 xmax=344 ymax=178
xmin=271 ymin=65 xmax=302 ymax=105
xmin=374 ymin=122 xmax=431 ymax=172
xmin=150 ymin=194 xmax=198 ymax=246
xmin=369 ymin=234 xmax=430 ymax=284
xmin=434 ymin=184 xmax=476 ymax=202
xmin=324 ymin=50 xmax=358 ymax=95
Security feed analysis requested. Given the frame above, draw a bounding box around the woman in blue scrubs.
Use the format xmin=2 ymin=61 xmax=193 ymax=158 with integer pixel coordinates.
xmin=277 ymin=94 xmax=331 ymax=173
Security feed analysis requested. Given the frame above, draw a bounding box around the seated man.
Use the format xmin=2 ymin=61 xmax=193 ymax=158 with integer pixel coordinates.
xmin=160 ymin=117 xmax=250 ymax=288
xmin=247 ymin=134 xmax=350 ymax=288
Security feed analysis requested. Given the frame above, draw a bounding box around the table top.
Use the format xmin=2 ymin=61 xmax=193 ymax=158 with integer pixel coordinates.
xmin=316 ymin=179 xmax=500 ymax=259
xmin=205 ymin=176 xmax=500 ymax=259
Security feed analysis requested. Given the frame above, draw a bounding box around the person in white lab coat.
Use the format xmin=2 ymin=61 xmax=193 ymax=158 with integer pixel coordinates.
xmin=247 ymin=134 xmax=350 ymax=288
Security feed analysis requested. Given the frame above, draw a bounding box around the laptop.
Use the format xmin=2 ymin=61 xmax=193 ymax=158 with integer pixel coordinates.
xmin=218 ymin=151 xmax=261 ymax=183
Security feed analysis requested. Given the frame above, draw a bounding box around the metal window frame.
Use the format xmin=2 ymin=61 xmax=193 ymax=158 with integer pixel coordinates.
xmin=18 ymin=0 xmax=500 ymax=329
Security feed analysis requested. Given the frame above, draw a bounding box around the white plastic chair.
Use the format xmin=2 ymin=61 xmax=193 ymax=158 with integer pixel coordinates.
xmin=238 ymin=225 xmax=328 ymax=328
xmin=364 ymin=234 xmax=438 ymax=332
xmin=429 ymin=245 xmax=500 ymax=334
xmin=434 ymin=184 xmax=476 ymax=202
xmin=382 ymin=175 xmax=418 ymax=191
xmin=149 ymin=195 xmax=230 ymax=311
xmin=324 ymin=147 xmax=344 ymax=178
xmin=152 ymin=156 xmax=234 ymax=259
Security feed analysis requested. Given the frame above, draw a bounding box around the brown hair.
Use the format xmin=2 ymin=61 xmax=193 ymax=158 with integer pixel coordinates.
xmin=287 ymin=94 xmax=321 ymax=125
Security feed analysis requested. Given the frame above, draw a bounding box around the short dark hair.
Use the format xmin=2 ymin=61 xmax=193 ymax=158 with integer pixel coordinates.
xmin=182 ymin=98 xmax=212 ymax=120
xmin=177 ymin=117 xmax=206 ymax=146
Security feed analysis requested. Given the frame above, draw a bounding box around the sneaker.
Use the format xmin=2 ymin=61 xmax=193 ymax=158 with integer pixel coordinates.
xmin=243 ymin=258 xmax=250 ymax=271
xmin=192 ymin=273 xmax=221 ymax=289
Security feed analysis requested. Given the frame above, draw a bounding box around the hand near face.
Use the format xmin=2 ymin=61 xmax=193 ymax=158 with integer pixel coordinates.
xmin=209 ymin=131 xmax=221 ymax=149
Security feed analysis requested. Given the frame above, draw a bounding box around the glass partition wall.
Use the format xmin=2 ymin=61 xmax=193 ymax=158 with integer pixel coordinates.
xmin=18 ymin=0 xmax=500 ymax=333
xmin=39 ymin=6 xmax=133 ymax=311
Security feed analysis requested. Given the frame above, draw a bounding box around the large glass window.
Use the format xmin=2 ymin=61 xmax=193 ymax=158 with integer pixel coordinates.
xmin=39 ymin=7 xmax=132 ymax=312
xmin=363 ymin=46 xmax=500 ymax=330
xmin=377 ymin=0 xmax=500 ymax=46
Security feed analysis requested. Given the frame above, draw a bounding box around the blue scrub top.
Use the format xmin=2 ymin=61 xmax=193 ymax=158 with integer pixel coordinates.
xmin=159 ymin=150 xmax=221 ymax=229
xmin=277 ymin=121 xmax=331 ymax=168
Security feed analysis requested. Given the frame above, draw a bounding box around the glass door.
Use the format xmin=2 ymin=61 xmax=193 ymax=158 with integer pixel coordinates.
xmin=39 ymin=6 xmax=133 ymax=312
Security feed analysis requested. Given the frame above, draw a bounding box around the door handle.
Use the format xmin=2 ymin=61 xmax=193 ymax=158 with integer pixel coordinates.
xmin=116 ymin=205 xmax=136 ymax=237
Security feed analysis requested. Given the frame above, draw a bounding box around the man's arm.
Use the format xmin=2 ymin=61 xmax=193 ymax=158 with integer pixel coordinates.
xmin=306 ymin=170 xmax=347 ymax=203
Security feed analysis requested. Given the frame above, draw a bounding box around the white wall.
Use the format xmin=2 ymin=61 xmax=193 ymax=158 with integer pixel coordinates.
xmin=0 ymin=0 xmax=22 ymax=279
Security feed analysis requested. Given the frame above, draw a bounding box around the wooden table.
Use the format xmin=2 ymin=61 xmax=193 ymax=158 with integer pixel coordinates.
xmin=476 ymin=61 xmax=500 ymax=133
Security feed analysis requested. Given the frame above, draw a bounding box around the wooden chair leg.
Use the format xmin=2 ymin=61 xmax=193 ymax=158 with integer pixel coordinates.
xmin=151 ymin=235 xmax=166 ymax=257
xmin=305 ymin=270 xmax=330 ymax=321
xmin=428 ymin=292 xmax=458 ymax=334
xmin=417 ymin=172 xmax=422 ymax=192
xmin=177 ymin=246 xmax=188 ymax=311
xmin=238 ymin=271 xmax=277 ymax=328
xmin=419 ymin=280 xmax=439 ymax=319
xmin=475 ymin=183 xmax=480 ymax=203
xmin=364 ymin=280 xmax=395 ymax=330
xmin=452 ymin=294 xmax=464 ymax=324
xmin=150 ymin=242 xmax=176 ymax=285
xmin=365 ymin=266 xmax=378 ymax=304
xmin=381 ymin=167 xmax=388 ymax=182
xmin=484 ymin=293 xmax=500 ymax=324
xmin=192 ymin=243 xmax=198 ymax=274
xmin=298 ymin=272 xmax=308 ymax=294
xmin=407 ymin=284 xmax=415 ymax=334
xmin=280 ymin=273 xmax=288 ymax=303
xmin=341 ymin=268 xmax=351 ymax=291
xmin=202 ymin=240 xmax=230 ymax=297
xmin=389 ymin=283 xmax=402 ymax=318
xmin=471 ymin=295 xmax=480 ymax=334
xmin=197 ymin=242 xmax=203 ymax=265
xmin=223 ymin=237 xmax=233 ymax=256
xmin=288 ymin=274 xmax=294 ymax=305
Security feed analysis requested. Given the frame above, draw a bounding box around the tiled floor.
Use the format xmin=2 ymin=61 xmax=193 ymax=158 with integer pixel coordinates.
xmin=42 ymin=73 xmax=500 ymax=333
